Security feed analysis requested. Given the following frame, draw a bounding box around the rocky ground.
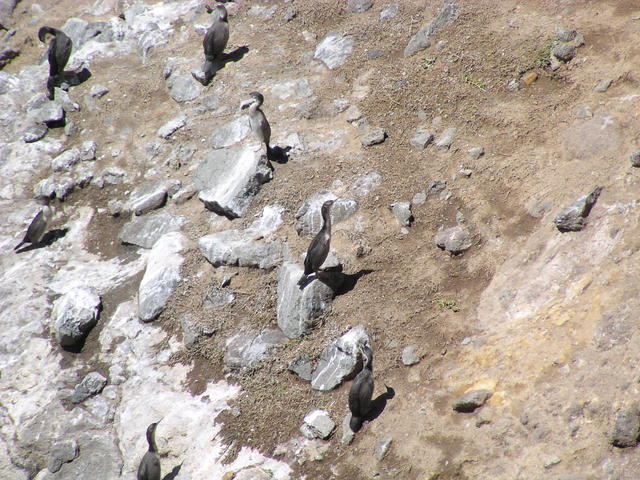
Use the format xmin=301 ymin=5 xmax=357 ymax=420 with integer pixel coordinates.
xmin=2 ymin=0 xmax=640 ymax=479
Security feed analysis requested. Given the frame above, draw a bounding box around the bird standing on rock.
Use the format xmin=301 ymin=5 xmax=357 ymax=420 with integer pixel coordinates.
xmin=241 ymin=91 xmax=272 ymax=158
xmin=137 ymin=421 xmax=161 ymax=480
xmin=298 ymin=200 xmax=335 ymax=288
xmin=38 ymin=26 xmax=72 ymax=100
xmin=349 ymin=344 xmax=374 ymax=432
xmin=192 ymin=4 xmax=229 ymax=86
xmin=14 ymin=196 xmax=54 ymax=251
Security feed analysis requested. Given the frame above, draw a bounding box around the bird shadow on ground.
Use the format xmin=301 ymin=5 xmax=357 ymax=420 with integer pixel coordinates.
xmin=197 ymin=46 xmax=250 ymax=86
xmin=14 ymin=228 xmax=68 ymax=253
xmin=48 ymin=69 xmax=92 ymax=99
xmin=335 ymin=269 xmax=375 ymax=296
xmin=223 ymin=46 xmax=249 ymax=64
xmin=162 ymin=462 xmax=182 ymax=480
xmin=268 ymin=145 xmax=292 ymax=164
xmin=366 ymin=385 xmax=396 ymax=423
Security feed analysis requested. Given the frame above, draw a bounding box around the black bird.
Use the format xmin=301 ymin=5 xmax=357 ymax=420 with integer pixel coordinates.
xmin=38 ymin=26 xmax=72 ymax=100
xmin=137 ymin=422 xmax=161 ymax=480
xmin=349 ymin=344 xmax=374 ymax=432
xmin=192 ymin=4 xmax=229 ymax=85
xmin=241 ymin=91 xmax=272 ymax=158
xmin=298 ymin=200 xmax=335 ymax=288
xmin=14 ymin=197 xmax=53 ymax=251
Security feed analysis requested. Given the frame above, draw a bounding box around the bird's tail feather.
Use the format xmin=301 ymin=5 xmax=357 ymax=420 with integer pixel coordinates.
xmin=297 ymin=274 xmax=308 ymax=289
xmin=349 ymin=415 xmax=363 ymax=432
xmin=14 ymin=241 xmax=26 ymax=251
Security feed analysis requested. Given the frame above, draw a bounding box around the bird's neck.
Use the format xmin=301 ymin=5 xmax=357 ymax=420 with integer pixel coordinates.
xmin=249 ymin=103 xmax=261 ymax=115
xmin=321 ymin=214 xmax=332 ymax=235
xmin=147 ymin=435 xmax=157 ymax=453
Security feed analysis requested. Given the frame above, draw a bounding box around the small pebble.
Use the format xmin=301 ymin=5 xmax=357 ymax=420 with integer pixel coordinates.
xmin=630 ymin=151 xmax=640 ymax=168
xmin=594 ymin=79 xmax=612 ymax=92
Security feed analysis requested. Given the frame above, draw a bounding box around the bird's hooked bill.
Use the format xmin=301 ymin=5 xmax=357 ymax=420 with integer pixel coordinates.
xmin=239 ymin=98 xmax=253 ymax=110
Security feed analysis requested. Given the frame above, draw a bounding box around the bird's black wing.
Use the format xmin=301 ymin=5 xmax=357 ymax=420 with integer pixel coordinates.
xmin=23 ymin=210 xmax=45 ymax=243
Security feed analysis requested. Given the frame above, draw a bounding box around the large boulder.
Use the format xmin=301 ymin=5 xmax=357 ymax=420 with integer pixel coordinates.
xmin=118 ymin=212 xmax=186 ymax=248
xmin=295 ymin=190 xmax=357 ymax=236
xmin=276 ymin=263 xmax=342 ymax=338
xmin=310 ymin=325 xmax=370 ymax=390
xmin=199 ymin=206 xmax=286 ymax=269
xmin=210 ymin=116 xmax=251 ymax=149
xmin=195 ymin=145 xmax=273 ymax=219
xmin=52 ymin=286 xmax=102 ymax=348
xmin=138 ymin=232 xmax=190 ymax=322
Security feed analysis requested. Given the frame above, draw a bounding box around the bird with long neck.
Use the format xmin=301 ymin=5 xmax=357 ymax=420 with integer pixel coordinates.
xmin=38 ymin=26 xmax=72 ymax=100
xmin=137 ymin=421 xmax=161 ymax=480
xmin=298 ymin=199 xmax=335 ymax=288
xmin=193 ymin=4 xmax=229 ymax=85
xmin=241 ymin=91 xmax=272 ymax=158
xmin=14 ymin=196 xmax=54 ymax=251
xmin=348 ymin=344 xmax=374 ymax=432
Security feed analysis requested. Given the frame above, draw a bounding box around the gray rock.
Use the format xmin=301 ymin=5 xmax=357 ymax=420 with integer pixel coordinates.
xmin=138 ymin=232 xmax=189 ymax=322
xmin=554 ymin=186 xmax=603 ymax=232
xmin=128 ymin=181 xmax=172 ymax=216
xmin=552 ymin=43 xmax=577 ymax=62
xmin=23 ymin=123 xmax=48 ymax=143
xmin=199 ymin=206 xmax=285 ymax=269
xmin=453 ymin=389 xmax=492 ymax=412
xmin=90 ymin=84 xmax=109 ymax=98
xmin=435 ymin=226 xmax=472 ymax=254
xmin=594 ymin=79 xmax=612 ymax=93
xmin=203 ymin=287 xmax=235 ymax=308
xmin=630 ymin=151 xmax=640 ymax=168
xmin=0 ymin=0 xmax=17 ymax=29
xmin=166 ymin=144 xmax=196 ymax=169
xmin=390 ymin=201 xmax=412 ymax=226
xmin=54 ymin=175 xmax=76 ymax=200
xmin=404 ymin=2 xmax=460 ymax=57
xmin=374 ymin=437 xmax=392 ymax=460
xmin=224 ymin=329 xmax=288 ymax=369
xmin=347 ymin=0 xmax=372 ymax=13
xmin=311 ymin=325 xmax=370 ymax=390
xmin=301 ymin=410 xmax=335 ymax=440
xmin=412 ymin=191 xmax=427 ymax=205
xmin=380 ymin=5 xmax=398 ymax=20
xmin=34 ymin=177 xmax=56 ymax=199
xmin=555 ymin=27 xmax=577 ymax=42
xmin=341 ymin=414 xmax=355 ymax=446
xmin=79 ymin=141 xmax=97 ymax=161
xmin=401 ymin=345 xmax=421 ymax=365
xmin=52 ymin=286 xmax=102 ymax=348
xmin=247 ymin=5 xmax=277 ymax=19
xmin=70 ymin=372 xmax=107 ymax=404
xmin=361 ymin=127 xmax=387 ymax=147
xmin=47 ymin=439 xmax=79 ymax=473
xmin=26 ymin=93 xmax=64 ymax=125
xmin=271 ymin=78 xmax=313 ymax=100
xmin=180 ymin=315 xmax=215 ymax=347
xmin=52 ymin=148 xmax=82 ymax=172
xmin=195 ymin=146 xmax=273 ymax=219
xmin=42 ymin=432 xmax=122 ymax=479
xmin=94 ymin=167 xmax=126 ymax=187
xmin=172 ymin=184 xmax=198 ymax=204
xmin=138 ymin=28 xmax=167 ymax=63
xmin=544 ymin=456 xmax=562 ymax=469
xmin=611 ymin=406 xmax=640 ymax=448
xmin=295 ymin=191 xmax=358 ymax=235
xmin=467 ymin=146 xmax=484 ymax=159
xmin=435 ymin=128 xmax=456 ymax=151
xmin=410 ymin=129 xmax=434 ymax=149
xmin=351 ymin=171 xmax=382 ymax=196
xmin=288 ymin=355 xmax=313 ymax=381
xmin=283 ymin=7 xmax=297 ymax=22
xmin=333 ymin=98 xmax=349 ymax=113
xmin=345 ymin=104 xmax=362 ymax=123
xmin=427 ymin=180 xmax=446 ymax=195
xmin=65 ymin=121 xmax=76 ymax=136
xmin=54 ymin=89 xmax=80 ymax=113
xmin=75 ymin=166 xmax=94 ymax=188
xmin=157 ymin=114 xmax=186 ymax=139
xmin=210 ymin=116 xmax=251 ymax=149
xmin=62 ymin=17 xmax=117 ymax=47
xmin=118 ymin=212 xmax=186 ymax=248
xmin=167 ymin=74 xmax=202 ymax=103
xmin=314 ymin=33 xmax=354 ymax=69
xmin=277 ymin=263 xmax=341 ymax=339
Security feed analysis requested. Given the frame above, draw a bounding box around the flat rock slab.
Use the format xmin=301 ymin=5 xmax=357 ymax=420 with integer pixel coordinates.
xmin=295 ymin=190 xmax=358 ymax=236
xmin=435 ymin=225 xmax=472 ymax=254
xmin=167 ymin=74 xmax=202 ymax=103
xmin=277 ymin=263 xmax=342 ymax=339
xmin=119 ymin=212 xmax=186 ymax=248
xmin=52 ymin=286 xmax=102 ymax=348
xmin=289 ymin=355 xmax=313 ymax=381
xmin=195 ymin=145 xmax=273 ymax=219
xmin=401 ymin=345 xmax=421 ymax=366
xmin=453 ymin=389 xmax=492 ymax=412
xmin=310 ymin=325 xmax=370 ymax=390
xmin=128 ymin=180 xmax=179 ymax=216
xmin=224 ymin=329 xmax=288 ymax=369
xmin=199 ymin=205 xmax=285 ymax=269
xmin=301 ymin=409 xmax=335 ymax=439
xmin=404 ymin=2 xmax=459 ymax=57
xmin=157 ymin=114 xmax=186 ymax=138
xmin=314 ymin=33 xmax=354 ymax=69
xmin=138 ymin=232 xmax=189 ymax=322
xmin=554 ymin=186 xmax=603 ymax=232
xmin=210 ymin=116 xmax=251 ymax=149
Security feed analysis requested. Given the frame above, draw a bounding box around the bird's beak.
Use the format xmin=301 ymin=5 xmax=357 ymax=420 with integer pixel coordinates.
xmin=239 ymin=99 xmax=252 ymax=110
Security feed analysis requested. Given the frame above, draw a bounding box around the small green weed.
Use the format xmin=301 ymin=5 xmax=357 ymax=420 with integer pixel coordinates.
xmin=423 ymin=57 xmax=436 ymax=68
xmin=435 ymin=299 xmax=460 ymax=312
xmin=462 ymin=72 xmax=486 ymax=90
